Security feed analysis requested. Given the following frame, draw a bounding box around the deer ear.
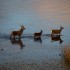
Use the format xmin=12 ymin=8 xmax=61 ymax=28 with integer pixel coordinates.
xmin=60 ymin=26 xmax=64 ymax=29
xmin=41 ymin=30 xmax=43 ymax=32
xmin=60 ymin=26 xmax=62 ymax=28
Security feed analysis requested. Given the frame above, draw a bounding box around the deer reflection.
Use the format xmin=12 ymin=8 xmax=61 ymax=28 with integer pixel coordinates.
xmin=51 ymin=35 xmax=63 ymax=44
xmin=34 ymin=37 xmax=42 ymax=44
xmin=10 ymin=38 xmax=25 ymax=49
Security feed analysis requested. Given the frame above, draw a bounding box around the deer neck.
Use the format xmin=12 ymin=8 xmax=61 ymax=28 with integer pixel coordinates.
xmin=20 ymin=28 xmax=24 ymax=33
xmin=41 ymin=31 xmax=42 ymax=34
xmin=60 ymin=28 xmax=62 ymax=32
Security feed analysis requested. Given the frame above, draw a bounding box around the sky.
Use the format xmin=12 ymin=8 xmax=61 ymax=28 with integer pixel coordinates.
xmin=0 ymin=0 xmax=70 ymax=34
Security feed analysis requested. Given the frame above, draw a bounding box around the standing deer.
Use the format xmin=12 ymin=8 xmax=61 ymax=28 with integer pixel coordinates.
xmin=10 ymin=25 xmax=25 ymax=39
xmin=51 ymin=26 xmax=64 ymax=36
xmin=34 ymin=30 xmax=43 ymax=39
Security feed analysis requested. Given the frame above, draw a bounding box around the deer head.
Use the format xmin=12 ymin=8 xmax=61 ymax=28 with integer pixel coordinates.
xmin=21 ymin=25 xmax=26 ymax=30
xmin=41 ymin=30 xmax=43 ymax=34
xmin=60 ymin=26 xmax=64 ymax=29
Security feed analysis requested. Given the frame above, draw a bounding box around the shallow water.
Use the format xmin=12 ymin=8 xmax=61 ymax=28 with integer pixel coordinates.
xmin=0 ymin=34 xmax=70 ymax=70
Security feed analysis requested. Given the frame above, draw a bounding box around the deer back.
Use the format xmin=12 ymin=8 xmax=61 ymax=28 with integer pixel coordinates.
xmin=51 ymin=30 xmax=61 ymax=34
xmin=34 ymin=33 xmax=41 ymax=36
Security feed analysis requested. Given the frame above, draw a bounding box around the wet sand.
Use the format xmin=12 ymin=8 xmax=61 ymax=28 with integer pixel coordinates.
xmin=0 ymin=34 xmax=70 ymax=70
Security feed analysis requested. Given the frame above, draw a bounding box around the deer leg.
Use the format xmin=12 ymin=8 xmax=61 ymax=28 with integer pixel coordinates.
xmin=34 ymin=35 xmax=35 ymax=39
xmin=19 ymin=35 xmax=21 ymax=39
xmin=14 ymin=35 xmax=15 ymax=39
xmin=10 ymin=35 xmax=12 ymax=39
xmin=59 ymin=38 xmax=63 ymax=44
xmin=51 ymin=33 xmax=53 ymax=37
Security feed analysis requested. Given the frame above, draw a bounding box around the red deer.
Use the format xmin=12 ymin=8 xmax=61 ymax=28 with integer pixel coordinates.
xmin=51 ymin=26 xmax=64 ymax=36
xmin=34 ymin=30 xmax=43 ymax=39
xmin=10 ymin=25 xmax=25 ymax=39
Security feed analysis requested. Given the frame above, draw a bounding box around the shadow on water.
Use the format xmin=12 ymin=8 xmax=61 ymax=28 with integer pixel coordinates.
xmin=50 ymin=35 xmax=63 ymax=44
xmin=10 ymin=38 xmax=25 ymax=49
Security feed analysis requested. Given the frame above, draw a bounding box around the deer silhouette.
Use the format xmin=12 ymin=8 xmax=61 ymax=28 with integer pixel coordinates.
xmin=34 ymin=30 xmax=43 ymax=39
xmin=51 ymin=26 xmax=64 ymax=36
xmin=10 ymin=25 xmax=25 ymax=39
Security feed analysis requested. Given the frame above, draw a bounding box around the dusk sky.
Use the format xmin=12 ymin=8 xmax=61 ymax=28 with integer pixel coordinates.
xmin=0 ymin=0 xmax=70 ymax=34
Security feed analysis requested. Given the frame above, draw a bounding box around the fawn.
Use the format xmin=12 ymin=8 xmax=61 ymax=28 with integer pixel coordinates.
xmin=10 ymin=25 xmax=25 ymax=39
xmin=34 ymin=30 xmax=43 ymax=39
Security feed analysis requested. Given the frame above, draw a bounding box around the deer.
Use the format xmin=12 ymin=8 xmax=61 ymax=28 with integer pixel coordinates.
xmin=10 ymin=25 xmax=25 ymax=39
xmin=34 ymin=30 xmax=43 ymax=39
xmin=51 ymin=26 xmax=64 ymax=36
